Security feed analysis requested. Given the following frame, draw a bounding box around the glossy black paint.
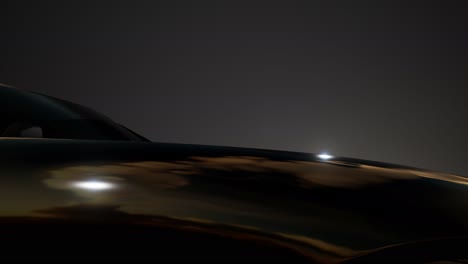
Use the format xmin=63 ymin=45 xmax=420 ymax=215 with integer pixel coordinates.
xmin=1 ymin=139 xmax=467 ymax=262
xmin=1 ymin=86 xmax=467 ymax=262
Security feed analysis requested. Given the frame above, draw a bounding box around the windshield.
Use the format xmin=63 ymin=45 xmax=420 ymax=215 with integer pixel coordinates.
xmin=0 ymin=87 xmax=148 ymax=142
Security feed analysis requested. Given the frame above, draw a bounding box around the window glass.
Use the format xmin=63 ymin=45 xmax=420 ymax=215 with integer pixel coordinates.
xmin=0 ymin=87 xmax=147 ymax=141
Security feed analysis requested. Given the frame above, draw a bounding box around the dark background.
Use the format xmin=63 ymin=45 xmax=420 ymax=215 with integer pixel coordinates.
xmin=1 ymin=1 xmax=467 ymax=175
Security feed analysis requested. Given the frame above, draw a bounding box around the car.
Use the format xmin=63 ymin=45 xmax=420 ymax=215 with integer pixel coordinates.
xmin=1 ymin=84 xmax=467 ymax=262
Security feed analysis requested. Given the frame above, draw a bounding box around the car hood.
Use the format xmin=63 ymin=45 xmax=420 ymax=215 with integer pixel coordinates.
xmin=1 ymin=139 xmax=467 ymax=262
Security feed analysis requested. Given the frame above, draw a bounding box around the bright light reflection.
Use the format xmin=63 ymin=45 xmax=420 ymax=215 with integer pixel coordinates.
xmin=317 ymin=153 xmax=334 ymax=160
xmin=72 ymin=180 xmax=114 ymax=191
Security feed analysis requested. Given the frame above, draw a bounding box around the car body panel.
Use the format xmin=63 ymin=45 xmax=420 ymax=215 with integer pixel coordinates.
xmin=1 ymin=138 xmax=467 ymax=262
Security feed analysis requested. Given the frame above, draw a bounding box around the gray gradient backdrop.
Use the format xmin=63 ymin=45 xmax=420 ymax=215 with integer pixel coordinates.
xmin=1 ymin=1 xmax=467 ymax=175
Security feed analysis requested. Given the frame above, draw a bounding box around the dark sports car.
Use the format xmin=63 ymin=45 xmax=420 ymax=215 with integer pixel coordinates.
xmin=1 ymin=84 xmax=467 ymax=263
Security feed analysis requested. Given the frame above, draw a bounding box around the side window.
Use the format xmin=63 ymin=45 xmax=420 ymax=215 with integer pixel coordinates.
xmin=0 ymin=88 xmax=147 ymax=142
xmin=3 ymin=123 xmax=43 ymax=138
xmin=118 ymin=124 xmax=150 ymax=142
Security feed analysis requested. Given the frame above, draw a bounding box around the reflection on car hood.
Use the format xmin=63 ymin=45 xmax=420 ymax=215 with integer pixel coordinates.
xmin=0 ymin=139 xmax=467 ymax=262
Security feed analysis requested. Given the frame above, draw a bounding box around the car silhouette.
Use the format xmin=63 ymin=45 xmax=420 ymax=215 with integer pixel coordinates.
xmin=1 ymin=84 xmax=467 ymax=263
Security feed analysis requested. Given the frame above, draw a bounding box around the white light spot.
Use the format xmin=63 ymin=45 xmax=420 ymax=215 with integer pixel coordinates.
xmin=72 ymin=180 xmax=114 ymax=191
xmin=317 ymin=153 xmax=334 ymax=160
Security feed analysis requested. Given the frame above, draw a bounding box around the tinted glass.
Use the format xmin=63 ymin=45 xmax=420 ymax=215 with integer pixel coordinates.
xmin=0 ymin=87 xmax=147 ymax=141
